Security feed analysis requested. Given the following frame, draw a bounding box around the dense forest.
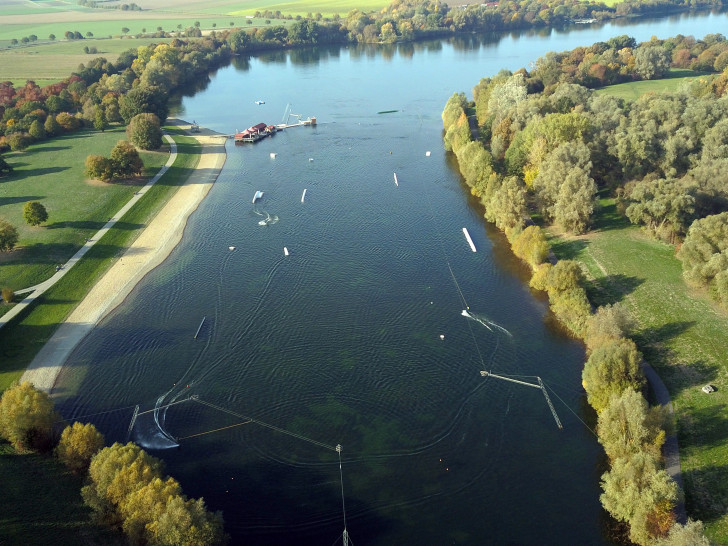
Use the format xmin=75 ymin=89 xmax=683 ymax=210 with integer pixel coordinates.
xmin=442 ymin=33 xmax=728 ymax=545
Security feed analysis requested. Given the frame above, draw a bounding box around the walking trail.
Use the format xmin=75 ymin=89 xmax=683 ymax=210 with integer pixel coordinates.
xmin=16 ymin=120 xmax=227 ymax=393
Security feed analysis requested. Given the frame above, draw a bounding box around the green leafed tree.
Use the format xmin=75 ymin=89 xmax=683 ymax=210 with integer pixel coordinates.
xmin=56 ymin=421 xmax=105 ymax=474
xmin=625 ymin=178 xmax=696 ymax=242
xmin=85 ymin=154 xmax=114 ymax=182
xmin=28 ymin=119 xmax=46 ymax=141
xmin=119 ymin=85 xmax=169 ymax=124
xmin=126 ymin=112 xmax=162 ymax=150
xmin=0 ymin=219 xmax=19 ymax=252
xmin=486 ymin=175 xmax=527 ymax=231
xmin=653 ymin=519 xmax=711 ymax=546
xmin=600 ymin=451 xmax=678 ymax=545
xmin=94 ymin=108 xmax=108 ymax=132
xmin=583 ymin=338 xmax=645 ymax=413
xmin=23 ymin=201 xmax=48 ymax=226
xmin=0 ymin=381 xmax=58 ymax=451
xmin=677 ymin=211 xmax=728 ymax=307
xmin=110 ymin=140 xmax=143 ymax=178
xmin=585 ymin=303 xmax=636 ymax=351
xmin=633 ymin=45 xmax=671 ymax=80
xmin=597 ymin=388 xmax=666 ymax=463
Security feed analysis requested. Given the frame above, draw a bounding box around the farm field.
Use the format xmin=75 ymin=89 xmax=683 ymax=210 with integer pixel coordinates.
xmin=0 ymin=126 xmax=169 ymax=291
xmin=548 ymin=199 xmax=728 ymax=541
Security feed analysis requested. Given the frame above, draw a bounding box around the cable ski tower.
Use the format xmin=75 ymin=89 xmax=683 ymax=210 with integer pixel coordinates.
xmin=480 ymin=371 xmax=563 ymax=429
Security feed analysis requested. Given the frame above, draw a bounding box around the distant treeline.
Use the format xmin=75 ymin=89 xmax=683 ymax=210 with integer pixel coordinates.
xmin=442 ymin=33 xmax=728 ymax=545
xmin=77 ymin=0 xmax=142 ymax=10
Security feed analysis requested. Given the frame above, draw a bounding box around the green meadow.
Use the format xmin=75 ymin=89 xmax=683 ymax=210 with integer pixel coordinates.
xmin=596 ymin=69 xmax=713 ymax=99
xmin=549 ymin=199 xmax=728 ymax=540
xmin=0 ymin=126 xmax=168 ymax=290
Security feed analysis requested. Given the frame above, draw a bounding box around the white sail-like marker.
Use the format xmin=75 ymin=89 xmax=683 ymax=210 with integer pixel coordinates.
xmin=393 ymin=173 xmax=398 ymax=186
xmin=284 ymin=247 xmax=289 ymax=256
xmin=462 ymin=227 xmax=477 ymax=252
xmin=301 ymin=188 xmax=307 ymax=203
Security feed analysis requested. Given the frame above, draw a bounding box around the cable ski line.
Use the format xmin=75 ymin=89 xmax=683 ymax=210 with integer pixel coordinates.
xmin=193 ymin=398 xmax=337 ymax=451
xmin=176 ymin=420 xmax=252 ymax=441
xmin=543 ymin=383 xmax=598 ymax=438
xmin=135 ymin=396 xmax=197 ymax=416
xmin=56 ymin=403 xmax=140 ymax=424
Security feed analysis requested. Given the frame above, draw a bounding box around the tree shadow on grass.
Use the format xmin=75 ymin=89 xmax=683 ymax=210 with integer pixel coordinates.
xmin=550 ymin=237 xmax=588 ymax=260
xmin=0 ymin=195 xmax=45 ymax=206
xmin=682 ymin=444 xmax=728 ymax=523
xmin=593 ymin=201 xmax=629 ymax=232
xmin=586 ymin=273 xmax=644 ymax=306
xmin=634 ymin=321 xmax=696 ymax=351
xmin=9 ymin=166 xmax=69 ymax=182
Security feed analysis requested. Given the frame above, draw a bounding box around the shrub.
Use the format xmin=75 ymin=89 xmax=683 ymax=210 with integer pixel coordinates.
xmin=1 ymin=287 xmax=14 ymax=303
xmin=85 ymin=154 xmax=114 ymax=182
xmin=126 ymin=112 xmax=162 ymax=150
xmin=582 ymin=338 xmax=646 ymax=413
xmin=510 ymin=225 xmax=550 ymax=267
xmin=44 ymin=114 xmax=61 ymax=136
xmin=28 ymin=119 xmax=47 ymax=140
xmin=0 ymin=219 xmax=19 ymax=251
xmin=7 ymin=132 xmax=32 ymax=151
xmin=55 ymin=112 xmax=82 ymax=132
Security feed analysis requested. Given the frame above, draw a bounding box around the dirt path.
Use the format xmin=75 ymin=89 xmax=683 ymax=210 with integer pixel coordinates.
xmin=21 ymin=123 xmax=227 ymax=393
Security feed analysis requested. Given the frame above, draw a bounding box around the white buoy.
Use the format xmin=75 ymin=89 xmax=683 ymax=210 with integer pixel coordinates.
xmin=270 ymin=152 xmax=277 ymax=158
xmin=426 ymin=151 xmax=431 ymax=156
xmin=301 ymin=188 xmax=307 ymax=203
xmin=309 ymin=158 xmax=314 ymax=162
xmin=462 ymin=228 xmax=477 ymax=252
xmin=439 ymin=334 xmax=445 ymax=340
xmin=284 ymin=247 xmax=289 ymax=256
xmin=229 ymin=246 xmax=235 ymax=251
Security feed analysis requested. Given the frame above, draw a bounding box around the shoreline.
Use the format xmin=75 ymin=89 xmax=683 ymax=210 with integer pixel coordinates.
xmin=21 ymin=123 xmax=227 ymax=394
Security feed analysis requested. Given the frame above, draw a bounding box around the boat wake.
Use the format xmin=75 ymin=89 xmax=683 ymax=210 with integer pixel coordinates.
xmin=461 ymin=309 xmax=512 ymax=337
xmin=254 ymin=207 xmax=279 ymax=226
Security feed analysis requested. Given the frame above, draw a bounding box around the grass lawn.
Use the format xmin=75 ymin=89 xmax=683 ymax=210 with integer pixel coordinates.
xmin=595 ymin=69 xmax=714 ymax=100
xmin=0 ymin=130 xmax=199 ymax=390
xmin=0 ymin=442 xmax=123 ymax=545
xmin=548 ymin=199 xmax=728 ymax=542
xmin=0 ymin=125 xmax=168 ymax=291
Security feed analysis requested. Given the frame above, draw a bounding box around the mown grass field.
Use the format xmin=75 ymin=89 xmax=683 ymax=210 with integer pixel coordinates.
xmin=595 ymin=68 xmax=713 ymax=100
xmin=0 ymin=442 xmax=124 ymax=545
xmin=0 ymin=126 xmax=168 ymax=291
xmin=548 ymin=199 xmax=728 ymax=542
xmin=0 ymin=130 xmax=199 ymax=390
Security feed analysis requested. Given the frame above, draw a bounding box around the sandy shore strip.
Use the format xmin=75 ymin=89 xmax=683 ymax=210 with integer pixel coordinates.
xmin=21 ymin=124 xmax=227 ymax=393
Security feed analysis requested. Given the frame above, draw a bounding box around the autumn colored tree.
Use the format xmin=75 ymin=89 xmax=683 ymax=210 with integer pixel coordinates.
xmin=0 ymin=219 xmax=19 ymax=252
xmin=110 ymin=140 xmax=143 ymax=178
xmin=56 ymin=421 xmax=105 ymax=474
xmin=0 ymin=381 xmax=59 ymax=451
xmin=85 ymin=154 xmax=114 ymax=182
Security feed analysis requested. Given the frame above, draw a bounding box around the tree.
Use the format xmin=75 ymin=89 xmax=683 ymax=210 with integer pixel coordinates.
xmin=23 ymin=201 xmax=48 ymax=226
xmin=122 ymin=27 xmax=130 ymax=35
xmin=583 ymin=338 xmax=645 ymax=413
xmin=94 ymin=107 xmax=108 ymax=132
xmin=119 ymin=85 xmax=169 ymax=124
xmin=0 ymin=156 xmax=12 ymax=177
xmin=110 ymin=140 xmax=143 ymax=178
xmin=597 ymin=388 xmax=666 ymax=463
xmin=486 ymin=175 xmax=527 ymax=231
xmin=653 ymin=519 xmax=711 ymax=546
xmin=120 ymin=476 xmax=183 ymax=544
xmin=634 ymin=46 xmax=671 ymax=80
xmin=126 ymin=112 xmax=162 ymax=150
xmin=44 ymin=113 xmax=61 ymax=136
xmin=601 ymin=451 xmax=678 ymax=545
xmin=85 ymin=154 xmax=114 ymax=182
xmin=56 ymin=422 xmax=105 ymax=474
xmin=677 ymin=212 xmax=728 ymax=306
xmin=28 ymin=119 xmax=46 ymax=140
xmin=0 ymin=219 xmax=19 ymax=252
xmin=626 ymin=178 xmax=696 ymax=242
xmin=0 ymin=381 xmax=58 ymax=451
xmin=585 ymin=303 xmax=635 ymax=350
xmin=510 ymin=225 xmax=549 ymax=267
xmin=49 ymin=33 xmax=56 ymax=40
xmin=151 ymin=494 xmax=227 ymax=545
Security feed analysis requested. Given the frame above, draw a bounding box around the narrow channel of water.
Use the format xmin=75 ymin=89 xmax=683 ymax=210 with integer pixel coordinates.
xmin=55 ymin=11 xmax=728 ymax=544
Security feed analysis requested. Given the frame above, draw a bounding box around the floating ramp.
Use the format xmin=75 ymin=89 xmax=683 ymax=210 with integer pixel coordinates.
xmin=462 ymin=228 xmax=477 ymax=252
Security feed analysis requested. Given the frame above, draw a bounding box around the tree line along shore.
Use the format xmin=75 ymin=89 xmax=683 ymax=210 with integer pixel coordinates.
xmin=1 ymin=1 xmax=728 ymax=543
xmin=442 ymin=32 xmax=728 ymax=545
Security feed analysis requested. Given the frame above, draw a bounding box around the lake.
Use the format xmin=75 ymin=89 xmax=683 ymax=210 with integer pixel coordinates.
xmin=55 ymin=10 xmax=728 ymax=545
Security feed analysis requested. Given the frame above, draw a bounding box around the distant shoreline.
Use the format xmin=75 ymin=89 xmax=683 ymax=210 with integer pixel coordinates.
xmin=21 ymin=123 xmax=227 ymax=394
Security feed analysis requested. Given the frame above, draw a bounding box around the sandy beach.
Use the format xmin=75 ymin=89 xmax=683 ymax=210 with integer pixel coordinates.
xmin=21 ymin=123 xmax=227 ymax=393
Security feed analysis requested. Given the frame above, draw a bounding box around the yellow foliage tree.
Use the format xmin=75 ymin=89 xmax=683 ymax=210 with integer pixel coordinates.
xmin=56 ymin=421 xmax=105 ymax=474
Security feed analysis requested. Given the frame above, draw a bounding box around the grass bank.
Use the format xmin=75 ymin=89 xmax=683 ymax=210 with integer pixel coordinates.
xmin=0 ymin=130 xmax=199 ymax=391
xmin=0 ymin=126 xmax=168 ymax=290
xmin=548 ymin=198 xmax=728 ymax=541
xmin=0 ymin=442 xmax=123 ymax=545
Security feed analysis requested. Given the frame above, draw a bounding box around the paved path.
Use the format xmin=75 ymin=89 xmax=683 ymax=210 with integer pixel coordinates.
xmin=642 ymin=361 xmax=687 ymax=524
xmin=13 ymin=125 xmax=227 ymax=394
xmin=0 ymin=135 xmax=178 ymax=330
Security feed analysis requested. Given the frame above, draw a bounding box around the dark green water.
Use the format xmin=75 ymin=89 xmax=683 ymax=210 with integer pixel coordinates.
xmin=55 ymin=12 xmax=728 ymax=545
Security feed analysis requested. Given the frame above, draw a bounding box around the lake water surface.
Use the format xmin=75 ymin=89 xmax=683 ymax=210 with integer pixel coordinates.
xmin=55 ymin=11 xmax=728 ymax=545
